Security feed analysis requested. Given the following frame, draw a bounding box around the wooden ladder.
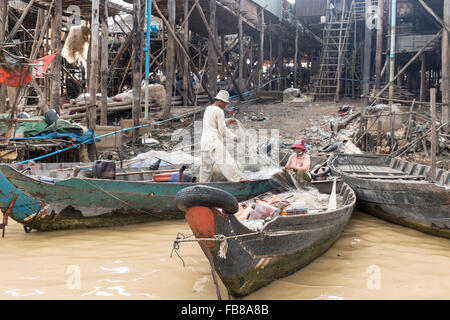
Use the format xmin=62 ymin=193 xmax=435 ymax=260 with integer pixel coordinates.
xmin=314 ymin=0 xmax=357 ymax=101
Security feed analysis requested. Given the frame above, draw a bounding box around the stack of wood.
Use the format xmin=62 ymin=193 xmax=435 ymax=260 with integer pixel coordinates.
xmin=60 ymin=93 xmax=211 ymax=121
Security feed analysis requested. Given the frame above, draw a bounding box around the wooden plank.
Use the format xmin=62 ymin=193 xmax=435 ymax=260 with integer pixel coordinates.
xmin=350 ymin=174 xmax=426 ymax=180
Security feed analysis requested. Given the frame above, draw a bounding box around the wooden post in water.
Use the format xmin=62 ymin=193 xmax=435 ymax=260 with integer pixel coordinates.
xmin=100 ymin=0 xmax=109 ymax=125
xmin=88 ymin=0 xmax=100 ymax=160
xmin=430 ymin=88 xmax=437 ymax=182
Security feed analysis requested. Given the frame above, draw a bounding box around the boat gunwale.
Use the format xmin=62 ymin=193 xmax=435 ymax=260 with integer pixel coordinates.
xmin=328 ymin=153 xmax=450 ymax=188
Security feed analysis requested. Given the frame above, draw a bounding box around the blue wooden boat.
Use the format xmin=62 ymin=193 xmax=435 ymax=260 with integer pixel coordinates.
xmin=0 ymin=164 xmax=276 ymax=231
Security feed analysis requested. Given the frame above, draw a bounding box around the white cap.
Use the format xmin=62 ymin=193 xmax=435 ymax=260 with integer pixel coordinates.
xmin=214 ymin=90 xmax=230 ymax=104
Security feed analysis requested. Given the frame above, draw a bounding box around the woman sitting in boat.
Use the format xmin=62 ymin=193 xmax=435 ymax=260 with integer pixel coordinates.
xmin=272 ymin=138 xmax=311 ymax=188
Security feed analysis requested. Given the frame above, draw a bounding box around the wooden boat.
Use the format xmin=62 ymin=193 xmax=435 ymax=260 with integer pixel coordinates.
xmin=0 ymin=162 xmax=88 ymax=232
xmin=328 ymin=154 xmax=450 ymax=238
xmin=0 ymin=164 xmax=276 ymax=231
xmin=174 ymin=179 xmax=356 ymax=297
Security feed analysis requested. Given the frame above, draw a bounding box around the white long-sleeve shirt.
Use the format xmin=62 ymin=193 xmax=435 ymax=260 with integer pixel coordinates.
xmin=201 ymin=105 xmax=236 ymax=151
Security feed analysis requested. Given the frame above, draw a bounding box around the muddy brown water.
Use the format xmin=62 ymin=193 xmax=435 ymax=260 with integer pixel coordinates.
xmin=1 ymin=211 xmax=449 ymax=300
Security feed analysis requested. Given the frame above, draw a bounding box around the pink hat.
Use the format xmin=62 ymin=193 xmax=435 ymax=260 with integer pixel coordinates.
xmin=291 ymin=138 xmax=307 ymax=151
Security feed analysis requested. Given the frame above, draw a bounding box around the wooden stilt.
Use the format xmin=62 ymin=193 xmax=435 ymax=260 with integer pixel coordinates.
xmin=88 ymin=0 xmax=100 ymax=160
xmin=182 ymin=0 xmax=190 ymax=106
xmin=208 ymin=0 xmax=218 ymax=95
xmin=430 ymin=88 xmax=437 ymax=182
xmin=375 ymin=0 xmax=384 ymax=91
xmin=238 ymin=0 xmax=244 ymax=91
xmin=100 ymin=0 xmax=109 ymax=126
xmin=442 ymin=0 xmax=450 ymax=132
xmin=133 ymin=0 xmax=143 ymax=137
xmin=363 ymin=0 xmax=373 ymax=106
xmin=51 ymin=0 xmax=62 ymax=113
xmin=0 ymin=0 xmax=7 ymax=112
xmin=259 ymin=9 xmax=265 ymax=88
xmin=420 ymin=54 xmax=426 ymax=107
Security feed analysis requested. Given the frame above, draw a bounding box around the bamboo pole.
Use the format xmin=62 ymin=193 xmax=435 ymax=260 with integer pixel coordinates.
xmin=259 ymin=8 xmax=265 ymax=88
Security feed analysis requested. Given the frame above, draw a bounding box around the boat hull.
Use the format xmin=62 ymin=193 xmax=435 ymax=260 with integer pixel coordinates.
xmin=329 ymin=154 xmax=450 ymax=238
xmin=183 ymin=181 xmax=356 ymax=297
xmin=0 ymin=165 xmax=275 ymax=231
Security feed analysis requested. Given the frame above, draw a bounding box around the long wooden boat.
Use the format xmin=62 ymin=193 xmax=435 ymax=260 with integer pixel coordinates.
xmin=328 ymin=154 xmax=450 ymax=238
xmin=0 ymin=162 xmax=88 ymax=231
xmin=0 ymin=164 xmax=275 ymax=231
xmin=174 ymin=180 xmax=356 ymax=297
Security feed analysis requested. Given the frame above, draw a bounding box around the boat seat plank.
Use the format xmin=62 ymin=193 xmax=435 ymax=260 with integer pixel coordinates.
xmin=342 ymin=170 xmax=407 ymax=175
xmin=350 ymin=174 xmax=426 ymax=180
xmin=340 ymin=165 xmax=403 ymax=174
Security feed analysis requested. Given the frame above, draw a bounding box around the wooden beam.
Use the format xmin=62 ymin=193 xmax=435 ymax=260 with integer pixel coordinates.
xmin=375 ymin=0 xmax=384 ymax=91
xmin=152 ymin=0 xmax=214 ymax=102
xmin=162 ymin=0 xmax=175 ymax=119
xmin=100 ymin=0 xmax=109 ymax=125
xmin=416 ymin=0 xmax=450 ymax=33
xmin=420 ymin=54 xmax=426 ymax=106
xmin=5 ymin=0 xmax=35 ymax=43
xmin=207 ymin=0 xmax=218 ymax=95
xmin=370 ymin=30 xmax=442 ymax=105
xmin=238 ymin=0 xmax=244 ymax=90
xmin=363 ymin=0 xmax=373 ymax=105
xmin=0 ymin=0 xmax=8 ymax=112
xmin=50 ymin=0 xmax=62 ymax=113
xmin=442 ymin=0 xmax=450 ymax=132
xmin=132 ymin=0 xmax=143 ymax=139
xmin=182 ymin=0 xmax=190 ymax=106
xmin=194 ymin=0 xmax=244 ymax=100
xmin=88 ymin=0 xmax=100 ymax=160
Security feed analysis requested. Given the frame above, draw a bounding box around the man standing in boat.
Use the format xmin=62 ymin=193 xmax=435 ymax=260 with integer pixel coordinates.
xmin=199 ymin=90 xmax=247 ymax=183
